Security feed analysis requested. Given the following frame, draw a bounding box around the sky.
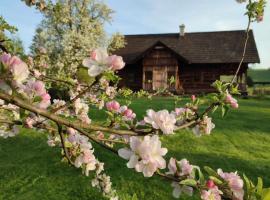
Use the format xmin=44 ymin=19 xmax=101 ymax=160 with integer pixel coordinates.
xmin=1 ymin=0 xmax=269 ymax=68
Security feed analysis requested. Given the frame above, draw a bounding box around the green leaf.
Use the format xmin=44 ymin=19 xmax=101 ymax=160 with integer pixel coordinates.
xmin=256 ymin=177 xmax=263 ymax=195
xmin=204 ymin=166 xmax=219 ymax=177
xmin=209 ymin=176 xmax=223 ymax=185
xmin=262 ymin=188 xmax=270 ymax=200
xmin=195 ymin=167 xmax=205 ymax=185
xmin=33 ymin=96 xmax=42 ymax=102
xmin=243 ymin=174 xmax=251 ymax=193
xmin=77 ymin=66 xmax=95 ymax=85
xmin=64 ymin=141 xmax=73 ymax=148
xmin=179 ymin=179 xmax=197 ymax=187
xmin=221 ymin=105 xmax=229 ymax=117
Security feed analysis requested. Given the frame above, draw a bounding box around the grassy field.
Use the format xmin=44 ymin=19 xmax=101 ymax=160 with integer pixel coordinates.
xmin=248 ymin=68 xmax=270 ymax=82
xmin=0 ymin=97 xmax=270 ymax=200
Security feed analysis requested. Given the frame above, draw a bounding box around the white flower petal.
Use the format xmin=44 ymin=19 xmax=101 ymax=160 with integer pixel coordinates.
xmin=118 ymin=148 xmax=133 ymax=160
xmin=127 ymin=154 xmax=139 ymax=168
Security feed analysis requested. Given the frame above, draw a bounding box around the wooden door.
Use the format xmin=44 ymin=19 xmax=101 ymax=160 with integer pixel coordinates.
xmin=153 ymin=67 xmax=167 ymax=90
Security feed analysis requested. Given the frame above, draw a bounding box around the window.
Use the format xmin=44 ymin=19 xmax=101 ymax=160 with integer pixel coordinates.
xmin=145 ymin=71 xmax=153 ymax=83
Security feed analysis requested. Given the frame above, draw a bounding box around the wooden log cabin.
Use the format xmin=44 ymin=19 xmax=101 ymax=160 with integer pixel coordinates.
xmin=114 ymin=27 xmax=260 ymax=94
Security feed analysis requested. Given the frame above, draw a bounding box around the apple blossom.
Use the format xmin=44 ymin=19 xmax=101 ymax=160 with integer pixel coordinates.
xmin=122 ymin=108 xmax=136 ymax=120
xmin=191 ymin=95 xmax=196 ymax=102
xmin=192 ymin=116 xmax=215 ymax=136
xmin=74 ymin=98 xmax=91 ymax=124
xmin=118 ymin=135 xmax=167 ymax=177
xmin=225 ymin=94 xmax=239 ymax=109
xmin=25 ymin=117 xmax=36 ymax=128
xmin=8 ymin=56 xmax=29 ymax=83
xmin=257 ymin=15 xmax=263 ymax=22
xmin=74 ymin=149 xmax=97 ymax=176
xmin=107 ymin=55 xmax=125 ymax=71
xmin=47 ymin=135 xmax=61 ymax=147
xmin=24 ymin=80 xmax=46 ymax=97
xmin=217 ymin=169 xmax=244 ymax=200
xmin=206 ymin=180 xmax=216 ymax=189
xmin=171 ymin=182 xmax=193 ymax=198
xmin=167 ymin=158 xmax=194 ymax=177
xmin=144 ymin=109 xmax=176 ymax=134
xmin=0 ymin=125 xmax=20 ymax=139
xmin=83 ymin=48 xmax=109 ymax=77
xmin=0 ymin=52 xmax=12 ymax=66
xmin=106 ymin=101 xmax=120 ymax=112
xmin=201 ymin=186 xmax=222 ymax=200
xmin=105 ymin=86 xmax=117 ymax=99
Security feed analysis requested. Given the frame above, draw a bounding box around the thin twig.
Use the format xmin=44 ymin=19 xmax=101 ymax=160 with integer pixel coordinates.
xmin=57 ymin=123 xmax=73 ymax=165
xmin=230 ymin=16 xmax=252 ymax=85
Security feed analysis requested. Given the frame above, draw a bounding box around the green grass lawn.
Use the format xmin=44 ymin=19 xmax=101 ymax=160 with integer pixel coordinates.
xmin=1 ymin=97 xmax=270 ymax=200
xmin=248 ymin=69 xmax=270 ymax=82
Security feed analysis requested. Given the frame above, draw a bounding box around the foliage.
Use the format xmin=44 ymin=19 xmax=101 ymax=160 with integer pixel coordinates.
xmin=0 ymin=16 xmax=25 ymax=56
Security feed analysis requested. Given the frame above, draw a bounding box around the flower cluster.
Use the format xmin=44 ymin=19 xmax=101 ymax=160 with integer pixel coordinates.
xmin=201 ymin=180 xmax=223 ymax=200
xmin=118 ymin=135 xmax=167 ymax=177
xmin=144 ymin=109 xmax=176 ymax=134
xmin=74 ymin=98 xmax=91 ymax=124
xmin=106 ymin=100 xmax=136 ymax=121
xmin=192 ymin=116 xmax=215 ymax=136
xmin=0 ymin=125 xmax=19 ymax=138
xmin=218 ymin=169 xmax=244 ymax=200
xmin=0 ymin=53 xmax=29 ymax=84
xmin=83 ymin=48 xmax=125 ymax=77
xmin=225 ymin=93 xmax=239 ymax=109
xmin=167 ymin=158 xmax=194 ymax=198
xmin=173 ymin=107 xmax=195 ymax=126
xmin=23 ymin=80 xmax=51 ymax=109
xmin=66 ymin=128 xmax=97 ymax=176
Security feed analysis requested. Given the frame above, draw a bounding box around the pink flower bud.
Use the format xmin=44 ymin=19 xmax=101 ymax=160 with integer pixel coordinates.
xmin=107 ymin=55 xmax=125 ymax=71
xmin=225 ymin=94 xmax=233 ymax=103
xmin=67 ymin=128 xmax=76 ymax=135
xmin=231 ymin=101 xmax=239 ymax=109
xmin=0 ymin=53 xmax=11 ymax=66
xmin=25 ymin=117 xmax=35 ymax=128
xmin=97 ymin=131 xmax=104 ymax=139
xmin=257 ymin=15 xmax=263 ymax=22
xmin=9 ymin=56 xmax=22 ymax=67
xmin=41 ymin=93 xmax=51 ymax=101
xmin=33 ymin=81 xmax=46 ymax=96
xmin=123 ymin=109 xmax=135 ymax=119
xmin=90 ymin=50 xmax=97 ymax=60
xmin=206 ymin=180 xmax=215 ymax=189
xmin=106 ymin=101 xmax=120 ymax=112
xmin=191 ymin=95 xmax=196 ymax=102
xmin=82 ymin=149 xmax=94 ymax=163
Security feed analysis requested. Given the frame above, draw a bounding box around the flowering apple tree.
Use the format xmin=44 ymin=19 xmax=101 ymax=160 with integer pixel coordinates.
xmin=0 ymin=0 xmax=269 ymax=200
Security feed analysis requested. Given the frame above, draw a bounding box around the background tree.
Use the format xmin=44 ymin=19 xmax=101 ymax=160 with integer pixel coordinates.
xmin=30 ymin=0 xmax=125 ymax=80
xmin=0 ymin=16 xmax=25 ymax=57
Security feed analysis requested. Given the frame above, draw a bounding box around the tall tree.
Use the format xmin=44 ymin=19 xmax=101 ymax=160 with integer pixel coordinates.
xmin=0 ymin=16 xmax=25 ymax=56
xmin=30 ymin=0 xmax=125 ymax=79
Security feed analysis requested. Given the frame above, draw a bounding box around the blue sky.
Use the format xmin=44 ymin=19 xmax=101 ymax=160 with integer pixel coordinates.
xmin=1 ymin=0 xmax=269 ymax=68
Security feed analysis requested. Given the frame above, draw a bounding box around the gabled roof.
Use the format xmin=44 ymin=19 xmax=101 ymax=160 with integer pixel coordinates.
xmin=114 ymin=30 xmax=260 ymax=64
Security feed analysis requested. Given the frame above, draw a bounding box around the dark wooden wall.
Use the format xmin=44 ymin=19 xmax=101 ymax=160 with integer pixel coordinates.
xmin=118 ymin=58 xmax=248 ymax=94
xmin=142 ymin=47 xmax=179 ymax=91
xmin=118 ymin=62 xmax=143 ymax=91
xmin=179 ymin=63 xmax=248 ymax=94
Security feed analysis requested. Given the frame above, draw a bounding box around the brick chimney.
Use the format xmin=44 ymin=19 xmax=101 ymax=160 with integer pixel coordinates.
xmin=179 ymin=24 xmax=185 ymax=37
